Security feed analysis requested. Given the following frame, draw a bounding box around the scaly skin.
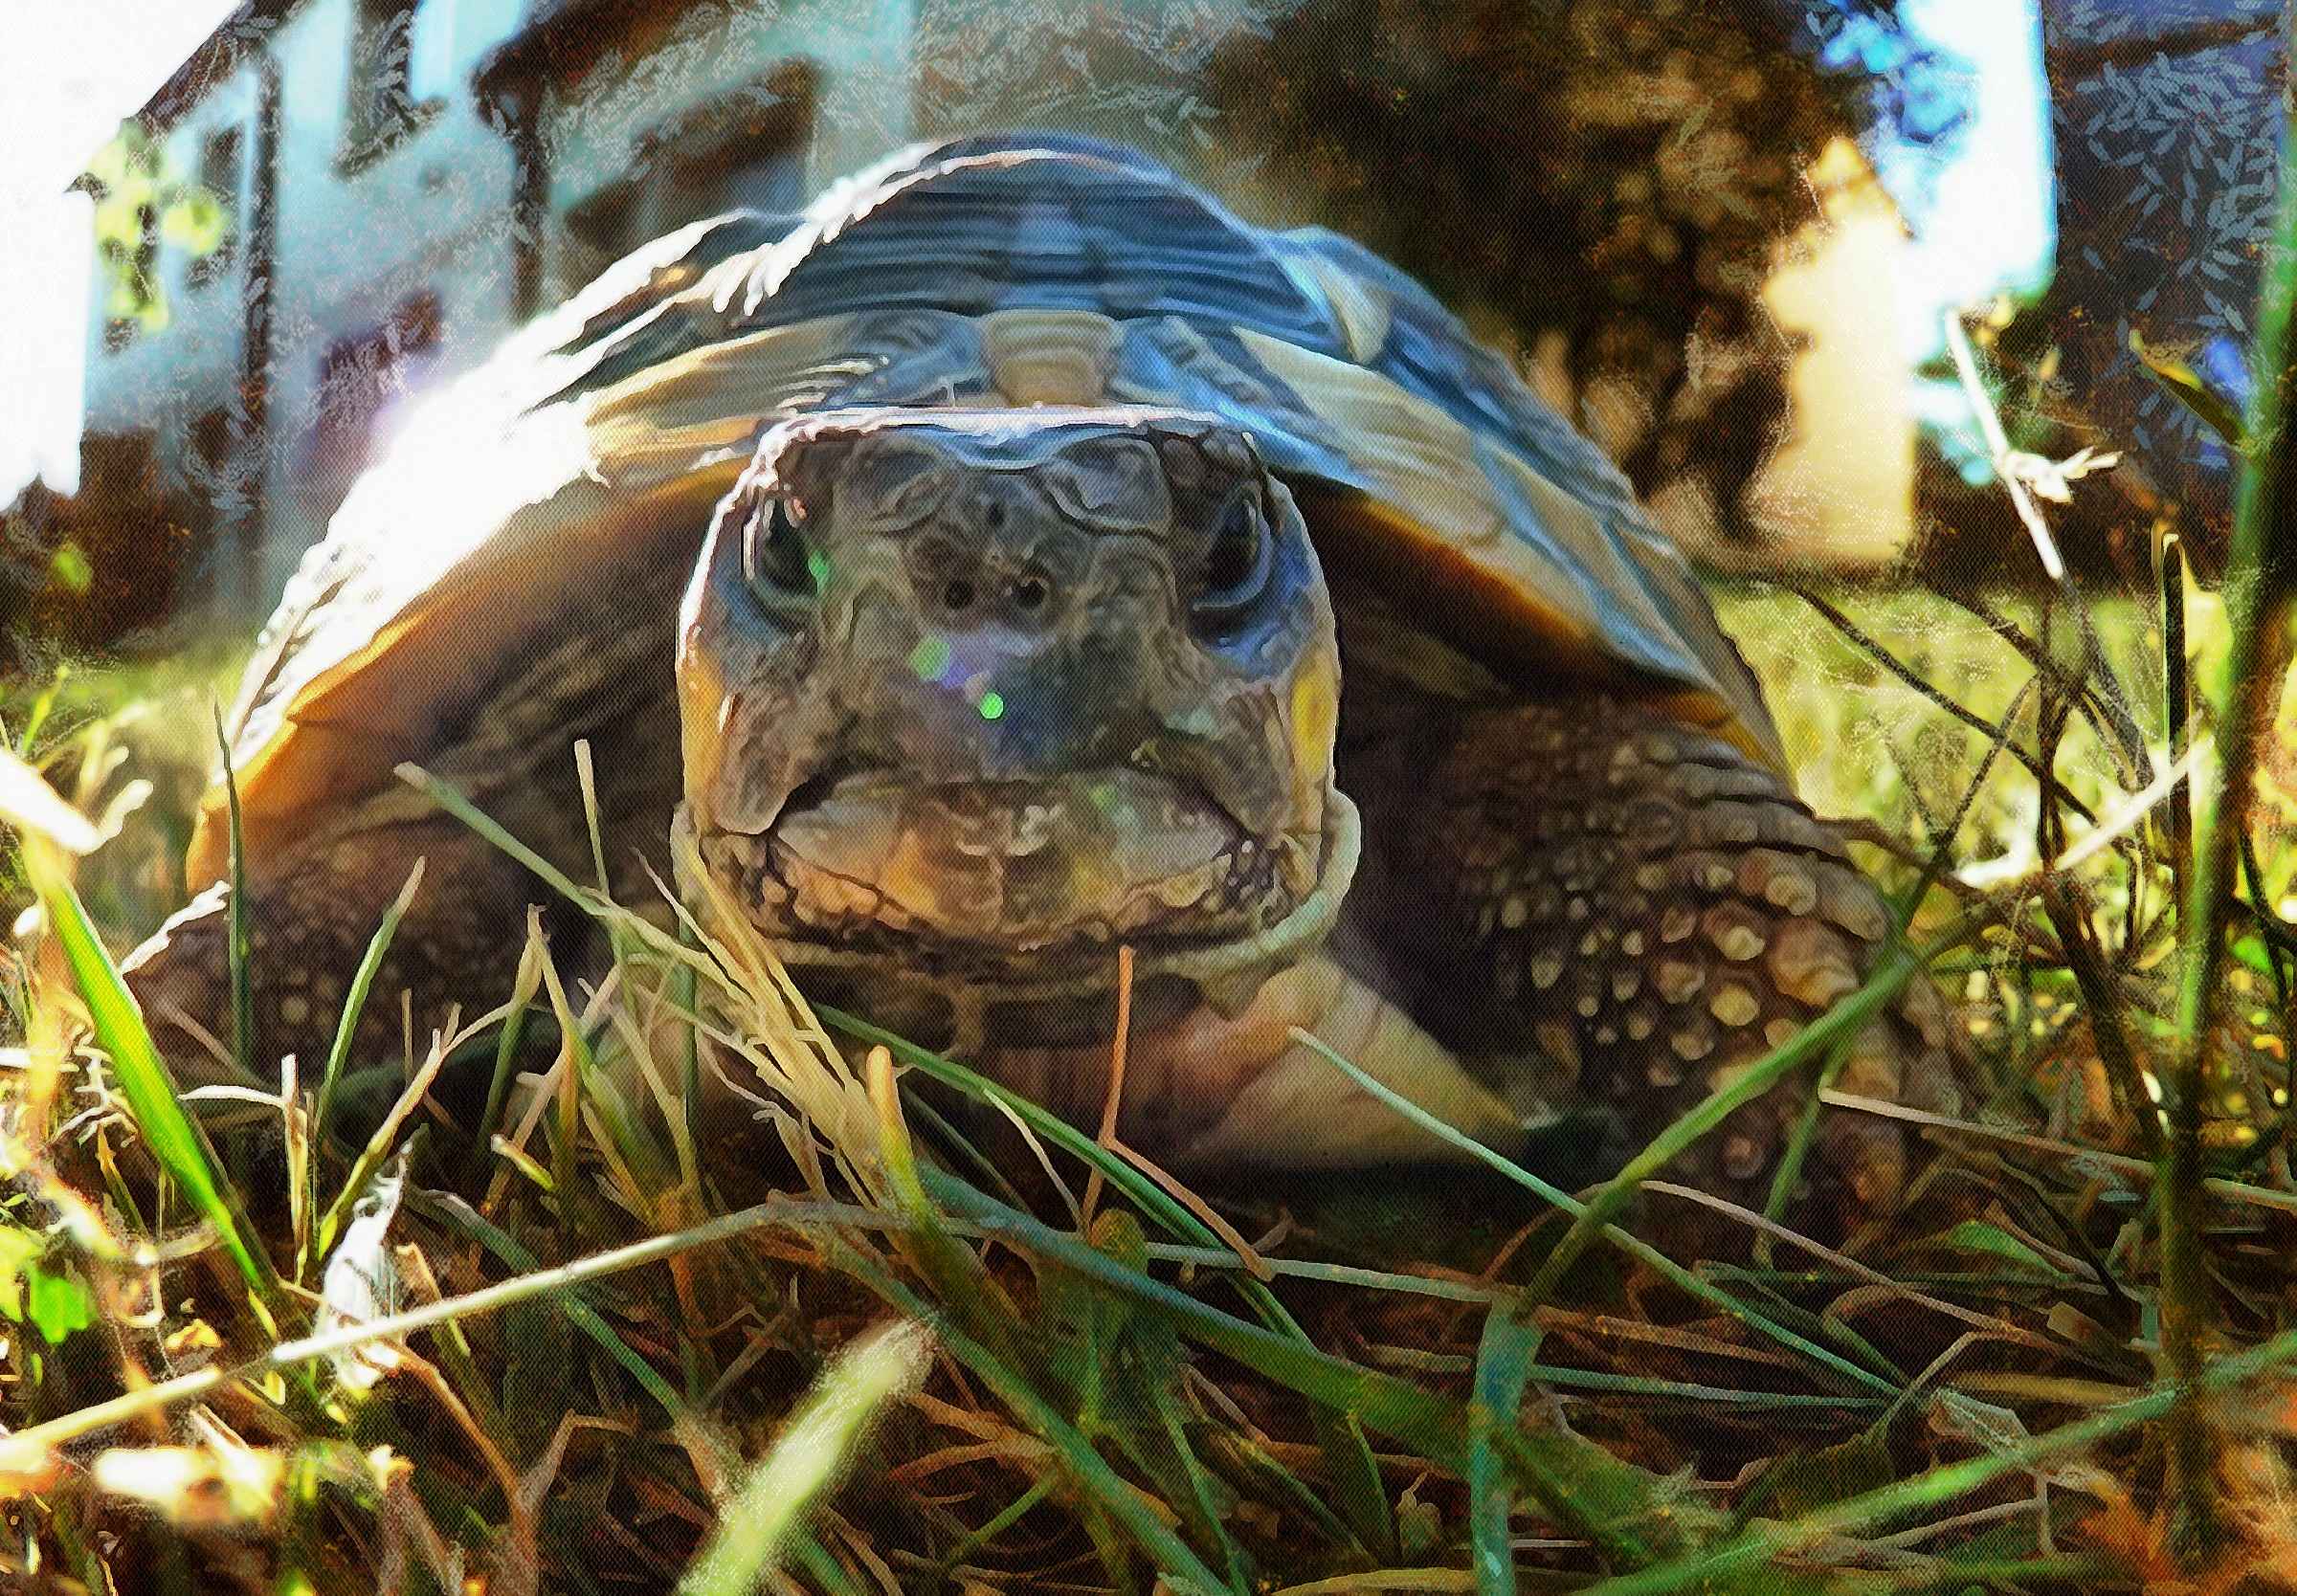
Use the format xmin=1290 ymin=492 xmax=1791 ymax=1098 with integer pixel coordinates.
xmin=1366 ymin=694 xmax=1964 ymax=1210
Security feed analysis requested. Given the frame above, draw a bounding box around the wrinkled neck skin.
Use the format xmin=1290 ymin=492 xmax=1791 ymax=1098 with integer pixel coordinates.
xmin=672 ymin=787 xmax=1360 ymax=1055
xmin=674 ymin=407 xmax=1357 ymax=1103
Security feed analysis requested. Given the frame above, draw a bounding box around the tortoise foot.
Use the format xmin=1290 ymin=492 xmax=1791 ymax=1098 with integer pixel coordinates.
xmin=1377 ymin=695 xmax=1968 ymax=1218
xmin=120 ymin=807 xmax=563 ymax=1107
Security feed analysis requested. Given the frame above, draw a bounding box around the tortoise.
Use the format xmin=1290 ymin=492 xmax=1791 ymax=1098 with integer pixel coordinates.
xmin=124 ymin=132 xmax=1963 ymax=1207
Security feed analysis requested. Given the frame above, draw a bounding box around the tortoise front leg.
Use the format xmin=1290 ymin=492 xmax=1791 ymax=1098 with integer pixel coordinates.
xmin=120 ymin=803 xmax=567 ymax=1108
xmin=1370 ymin=696 xmax=1967 ymax=1214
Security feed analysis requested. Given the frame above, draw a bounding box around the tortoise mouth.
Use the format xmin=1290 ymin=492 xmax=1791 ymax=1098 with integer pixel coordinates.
xmin=697 ymin=767 xmax=1314 ymax=957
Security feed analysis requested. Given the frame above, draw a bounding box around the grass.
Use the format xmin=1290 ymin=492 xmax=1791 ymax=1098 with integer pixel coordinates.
xmin=0 ymin=553 xmax=2293 ymax=1593
xmin=6 ymin=252 xmax=2297 ymax=1596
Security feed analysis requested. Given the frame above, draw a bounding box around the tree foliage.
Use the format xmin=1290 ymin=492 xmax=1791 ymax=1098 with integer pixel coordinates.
xmin=81 ymin=122 xmax=231 ymax=339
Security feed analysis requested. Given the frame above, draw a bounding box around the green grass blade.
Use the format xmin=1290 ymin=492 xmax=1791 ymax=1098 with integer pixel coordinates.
xmin=830 ymin=1242 xmax=1242 ymax=1596
xmin=1288 ymin=1028 xmax=1896 ymax=1398
xmin=1074 ymin=1206 xmax=1256 ymax=1586
xmin=824 ymin=1006 xmax=1329 ymax=1347
xmin=1513 ymin=1372 xmax=1882 ymax=1409
xmin=1572 ymin=1320 xmax=2297 ymax=1596
xmin=930 ymin=1475 xmax=1059 ymax=1580
xmin=21 ymin=840 xmax=281 ymax=1312
xmin=309 ymin=858 xmax=425 ymax=1163
xmin=1315 ymin=1408 xmax=1398 ymax=1562
xmin=1468 ymin=1305 xmax=1536 ymax=1596
xmin=678 ymin=1319 xmax=932 ymax=1596
xmin=920 ymin=1169 xmax=1705 ymax=1568
xmin=852 ymin=998 xmax=1397 ymax=1527
xmin=210 ymin=706 xmax=255 ymax=1088
xmin=792 ymin=1534 xmax=867 ymax=1596
xmin=895 ymin=1082 xmax=1036 ymax=1213
xmin=406 ymin=1187 xmax=707 ymax=1440
xmin=923 ymin=1171 xmax=1461 ymax=1445
xmin=2159 ymin=38 xmax=2297 ymax=1552
xmin=2131 ymin=328 xmax=2247 ymax=448
xmin=13 ymin=667 xmax=67 ymax=757
xmin=397 ymin=762 xmax=598 ymax=905
xmin=1149 ymin=1373 xmax=1256 ymax=1590
xmin=1214 ymin=1430 xmax=1366 ymax=1558
xmin=474 ymin=913 xmax=545 ymax=1169
xmin=824 ymin=1006 xmax=1224 ymax=1254
xmin=863 ymin=1046 xmax=1034 ymax=1378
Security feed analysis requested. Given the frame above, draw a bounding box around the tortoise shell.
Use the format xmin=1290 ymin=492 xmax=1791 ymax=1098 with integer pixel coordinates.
xmin=190 ymin=132 xmax=1781 ymax=887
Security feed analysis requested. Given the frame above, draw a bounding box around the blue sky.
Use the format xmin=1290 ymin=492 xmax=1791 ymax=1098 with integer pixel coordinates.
xmin=1891 ymin=0 xmax=2055 ymax=353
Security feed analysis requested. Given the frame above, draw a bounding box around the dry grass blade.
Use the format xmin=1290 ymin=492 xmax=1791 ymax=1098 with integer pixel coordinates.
xmin=1570 ymin=1319 xmax=2297 ymax=1596
xmin=2054 ymin=740 xmax=2212 ymax=875
xmin=0 ymin=744 xmax=101 ymax=856
xmin=0 ymin=1195 xmax=876 ymax=1467
xmin=310 ymin=1009 xmax=466 ymax=1264
xmin=1943 ymin=308 xmax=2065 ymax=583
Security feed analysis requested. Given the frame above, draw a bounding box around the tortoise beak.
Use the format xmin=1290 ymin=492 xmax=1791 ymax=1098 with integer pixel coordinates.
xmin=763 ymin=767 xmax=1271 ymax=949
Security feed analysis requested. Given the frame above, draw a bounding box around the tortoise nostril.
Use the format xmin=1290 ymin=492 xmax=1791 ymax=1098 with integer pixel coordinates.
xmin=943 ymin=578 xmax=977 ymax=612
xmin=1013 ymin=576 xmax=1049 ymax=611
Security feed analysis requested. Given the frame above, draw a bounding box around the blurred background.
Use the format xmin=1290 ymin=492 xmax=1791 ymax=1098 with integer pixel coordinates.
xmin=0 ymin=0 xmax=2280 ymax=669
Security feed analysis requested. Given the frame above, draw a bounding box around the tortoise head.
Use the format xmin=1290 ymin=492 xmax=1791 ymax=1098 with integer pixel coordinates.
xmin=675 ymin=407 xmax=1358 ymax=1042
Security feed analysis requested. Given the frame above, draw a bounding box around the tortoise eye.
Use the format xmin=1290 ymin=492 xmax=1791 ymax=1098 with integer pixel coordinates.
xmin=745 ymin=498 xmax=815 ymax=600
xmin=1192 ymin=496 xmax=1273 ymax=631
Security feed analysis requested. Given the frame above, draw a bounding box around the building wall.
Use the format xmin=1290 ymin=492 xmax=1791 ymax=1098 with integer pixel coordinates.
xmin=527 ymin=0 xmax=918 ymax=306
xmin=79 ymin=73 xmax=264 ymax=470
xmin=80 ymin=0 xmax=1308 ymax=612
xmin=80 ymin=0 xmax=529 ymax=607
xmin=906 ymin=0 xmax=1288 ymax=175
xmin=522 ymin=0 xmax=1307 ymax=311
xmin=256 ymin=0 xmax=524 ymax=598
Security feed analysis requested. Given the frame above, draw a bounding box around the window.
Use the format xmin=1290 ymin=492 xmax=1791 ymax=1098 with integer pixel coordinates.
xmin=343 ymin=0 xmax=440 ymax=167
xmin=557 ymin=64 xmax=815 ymax=294
xmin=200 ymin=126 xmax=244 ymax=206
xmin=405 ymin=0 xmax=522 ymax=103
xmin=307 ymin=291 xmax=443 ymax=501
xmin=187 ymin=126 xmax=242 ymax=289
xmin=187 ymin=404 xmax=247 ymax=524
xmin=454 ymin=0 xmax=524 ymax=73
xmin=564 ymin=179 xmax=639 ymax=263
xmin=657 ymin=60 xmax=816 ymax=226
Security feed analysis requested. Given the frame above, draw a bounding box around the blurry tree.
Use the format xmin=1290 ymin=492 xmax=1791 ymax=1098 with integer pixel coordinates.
xmin=0 ymin=125 xmax=234 ymax=673
xmin=78 ymin=122 xmax=231 ymax=345
xmin=1203 ymin=0 xmax=2191 ymax=588
xmin=1205 ymin=0 xmax=1908 ymax=567
xmin=1996 ymin=1 xmax=2284 ymax=583
xmin=0 ymin=436 xmax=198 ymax=677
